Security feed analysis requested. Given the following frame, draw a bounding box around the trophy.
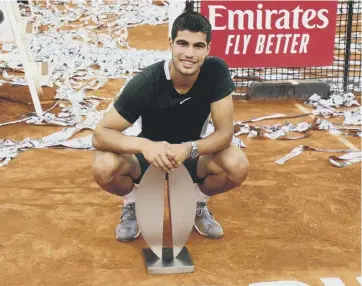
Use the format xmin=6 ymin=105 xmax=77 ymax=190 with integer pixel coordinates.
xmin=135 ymin=164 xmax=197 ymax=274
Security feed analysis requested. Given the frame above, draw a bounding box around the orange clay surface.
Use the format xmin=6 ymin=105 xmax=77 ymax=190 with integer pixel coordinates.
xmin=0 ymin=23 xmax=360 ymax=286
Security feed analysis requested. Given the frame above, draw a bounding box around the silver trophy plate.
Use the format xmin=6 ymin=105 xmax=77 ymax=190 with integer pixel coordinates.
xmin=135 ymin=165 xmax=197 ymax=275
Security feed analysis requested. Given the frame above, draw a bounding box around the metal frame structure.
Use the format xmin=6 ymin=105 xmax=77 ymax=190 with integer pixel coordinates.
xmin=0 ymin=0 xmax=43 ymax=116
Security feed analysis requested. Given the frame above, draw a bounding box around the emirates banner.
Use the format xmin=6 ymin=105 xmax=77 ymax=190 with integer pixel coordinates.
xmin=200 ymin=0 xmax=338 ymax=68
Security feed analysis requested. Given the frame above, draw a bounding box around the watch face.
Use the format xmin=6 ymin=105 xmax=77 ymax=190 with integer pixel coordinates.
xmin=190 ymin=148 xmax=198 ymax=158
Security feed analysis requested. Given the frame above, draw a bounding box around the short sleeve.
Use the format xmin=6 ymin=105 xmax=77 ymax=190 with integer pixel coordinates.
xmin=113 ymin=73 xmax=148 ymax=124
xmin=211 ymin=58 xmax=235 ymax=103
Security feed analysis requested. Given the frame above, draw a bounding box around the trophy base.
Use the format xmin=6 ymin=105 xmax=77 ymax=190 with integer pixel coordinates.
xmin=142 ymin=247 xmax=195 ymax=275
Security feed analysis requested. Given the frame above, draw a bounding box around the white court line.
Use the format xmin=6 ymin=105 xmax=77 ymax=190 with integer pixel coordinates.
xmin=295 ymin=103 xmax=359 ymax=150
xmin=320 ymin=277 xmax=346 ymax=286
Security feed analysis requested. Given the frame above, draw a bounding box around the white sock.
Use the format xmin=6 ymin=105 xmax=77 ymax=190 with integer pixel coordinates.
xmin=195 ymin=184 xmax=209 ymax=203
xmin=123 ymin=185 xmax=137 ymax=205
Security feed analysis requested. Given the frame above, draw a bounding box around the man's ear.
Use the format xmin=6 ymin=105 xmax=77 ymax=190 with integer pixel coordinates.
xmin=206 ymin=42 xmax=211 ymax=56
xmin=168 ymin=37 xmax=173 ymax=51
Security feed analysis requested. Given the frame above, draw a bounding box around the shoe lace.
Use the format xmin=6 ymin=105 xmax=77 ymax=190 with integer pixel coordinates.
xmin=196 ymin=201 xmax=216 ymax=223
xmin=120 ymin=203 xmax=136 ymax=227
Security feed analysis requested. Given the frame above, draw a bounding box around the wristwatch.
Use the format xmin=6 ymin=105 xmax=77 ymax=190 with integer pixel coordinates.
xmin=189 ymin=141 xmax=199 ymax=159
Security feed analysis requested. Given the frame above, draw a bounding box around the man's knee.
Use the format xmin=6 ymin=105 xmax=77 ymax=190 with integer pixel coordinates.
xmin=222 ymin=146 xmax=249 ymax=187
xmin=92 ymin=152 xmax=126 ymax=186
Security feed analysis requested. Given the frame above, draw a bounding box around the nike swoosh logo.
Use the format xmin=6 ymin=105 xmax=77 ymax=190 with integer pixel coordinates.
xmin=180 ymin=97 xmax=191 ymax=104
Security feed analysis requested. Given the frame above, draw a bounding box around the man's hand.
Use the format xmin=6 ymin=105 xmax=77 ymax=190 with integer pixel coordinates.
xmin=166 ymin=143 xmax=190 ymax=167
xmin=141 ymin=141 xmax=178 ymax=173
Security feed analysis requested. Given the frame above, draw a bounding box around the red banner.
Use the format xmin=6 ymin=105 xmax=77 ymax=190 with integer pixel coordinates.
xmin=200 ymin=1 xmax=338 ymax=68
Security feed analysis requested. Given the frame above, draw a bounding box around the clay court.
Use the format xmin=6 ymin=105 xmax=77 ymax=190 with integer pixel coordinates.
xmin=0 ymin=1 xmax=361 ymax=285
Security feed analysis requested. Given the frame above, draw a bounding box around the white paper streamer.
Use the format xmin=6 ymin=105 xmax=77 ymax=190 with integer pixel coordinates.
xmin=276 ymin=145 xmax=360 ymax=167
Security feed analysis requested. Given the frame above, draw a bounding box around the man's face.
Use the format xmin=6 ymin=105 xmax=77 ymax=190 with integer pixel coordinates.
xmin=169 ymin=30 xmax=211 ymax=77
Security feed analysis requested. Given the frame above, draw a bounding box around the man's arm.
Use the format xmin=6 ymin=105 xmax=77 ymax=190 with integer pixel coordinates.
xmin=92 ymin=107 xmax=151 ymax=154
xmin=93 ymin=108 xmax=177 ymax=172
xmin=193 ymin=94 xmax=234 ymax=155
xmin=93 ymin=72 xmax=152 ymax=154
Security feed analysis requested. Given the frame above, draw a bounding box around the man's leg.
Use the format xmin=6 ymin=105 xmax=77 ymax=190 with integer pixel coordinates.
xmin=197 ymin=144 xmax=249 ymax=196
xmin=92 ymin=151 xmax=147 ymax=242
xmin=92 ymin=150 xmax=142 ymax=196
xmin=193 ymin=144 xmax=249 ymax=238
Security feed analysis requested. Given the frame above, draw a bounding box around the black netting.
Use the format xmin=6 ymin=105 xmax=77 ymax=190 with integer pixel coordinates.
xmin=192 ymin=0 xmax=362 ymax=96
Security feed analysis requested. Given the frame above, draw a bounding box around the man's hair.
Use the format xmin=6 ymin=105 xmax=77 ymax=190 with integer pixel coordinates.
xmin=171 ymin=11 xmax=212 ymax=44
